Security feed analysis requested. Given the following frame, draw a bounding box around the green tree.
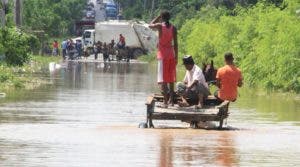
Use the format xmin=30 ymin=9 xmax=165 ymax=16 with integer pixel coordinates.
xmin=23 ymin=0 xmax=86 ymax=37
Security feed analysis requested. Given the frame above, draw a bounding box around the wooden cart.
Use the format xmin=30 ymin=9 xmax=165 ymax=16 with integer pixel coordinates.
xmin=144 ymin=94 xmax=230 ymax=129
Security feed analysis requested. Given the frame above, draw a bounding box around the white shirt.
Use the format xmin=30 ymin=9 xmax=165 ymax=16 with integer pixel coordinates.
xmin=184 ymin=65 xmax=208 ymax=90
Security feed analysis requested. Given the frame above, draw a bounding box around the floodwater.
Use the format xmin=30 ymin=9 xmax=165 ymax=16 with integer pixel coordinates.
xmin=0 ymin=61 xmax=299 ymax=167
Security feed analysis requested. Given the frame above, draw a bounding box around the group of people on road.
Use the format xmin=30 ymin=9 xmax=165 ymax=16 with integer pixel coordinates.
xmin=149 ymin=11 xmax=243 ymax=109
xmin=93 ymin=39 xmax=115 ymax=62
xmin=50 ymin=39 xmax=83 ymax=60
xmin=93 ymin=34 xmax=127 ymax=61
xmin=49 ymin=33 xmax=127 ymax=62
xmin=61 ymin=39 xmax=83 ymax=60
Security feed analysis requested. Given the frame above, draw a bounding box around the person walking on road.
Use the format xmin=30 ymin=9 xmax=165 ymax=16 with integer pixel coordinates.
xmin=149 ymin=11 xmax=178 ymax=108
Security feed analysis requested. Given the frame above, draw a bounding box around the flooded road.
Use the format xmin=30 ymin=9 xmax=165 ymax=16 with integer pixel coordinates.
xmin=0 ymin=62 xmax=299 ymax=167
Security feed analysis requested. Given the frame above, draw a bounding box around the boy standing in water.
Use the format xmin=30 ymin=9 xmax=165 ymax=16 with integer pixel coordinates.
xmin=149 ymin=11 xmax=178 ymax=108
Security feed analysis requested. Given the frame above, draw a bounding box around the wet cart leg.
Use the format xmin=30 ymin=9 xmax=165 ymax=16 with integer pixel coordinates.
xmin=146 ymin=96 xmax=155 ymax=128
xmin=217 ymin=101 xmax=230 ymax=129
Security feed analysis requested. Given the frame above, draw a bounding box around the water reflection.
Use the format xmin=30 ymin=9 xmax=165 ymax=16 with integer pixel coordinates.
xmin=159 ymin=131 xmax=173 ymax=167
xmin=158 ymin=131 xmax=238 ymax=167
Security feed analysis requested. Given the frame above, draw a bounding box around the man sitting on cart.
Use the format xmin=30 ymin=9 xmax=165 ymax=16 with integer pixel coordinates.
xmin=117 ymin=34 xmax=126 ymax=49
xmin=176 ymin=55 xmax=211 ymax=109
xmin=215 ymin=52 xmax=243 ymax=102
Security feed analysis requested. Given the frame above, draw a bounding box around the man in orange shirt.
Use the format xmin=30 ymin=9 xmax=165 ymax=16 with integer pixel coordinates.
xmin=216 ymin=52 xmax=243 ymax=102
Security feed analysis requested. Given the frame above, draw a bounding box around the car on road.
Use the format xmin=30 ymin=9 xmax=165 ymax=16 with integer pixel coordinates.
xmin=87 ymin=2 xmax=94 ymax=8
xmin=105 ymin=2 xmax=118 ymax=18
xmin=86 ymin=10 xmax=95 ymax=19
xmin=86 ymin=6 xmax=93 ymax=12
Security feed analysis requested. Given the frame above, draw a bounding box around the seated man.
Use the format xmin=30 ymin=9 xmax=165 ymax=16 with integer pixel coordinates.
xmin=176 ymin=55 xmax=210 ymax=109
xmin=215 ymin=52 xmax=243 ymax=102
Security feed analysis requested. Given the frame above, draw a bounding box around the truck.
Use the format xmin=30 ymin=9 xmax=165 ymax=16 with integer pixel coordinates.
xmin=75 ymin=19 xmax=95 ymax=36
xmin=82 ymin=29 xmax=95 ymax=49
xmin=82 ymin=20 xmax=158 ymax=59
xmin=103 ymin=0 xmax=118 ymax=19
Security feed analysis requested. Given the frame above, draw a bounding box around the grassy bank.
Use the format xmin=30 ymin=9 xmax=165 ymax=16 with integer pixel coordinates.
xmin=179 ymin=2 xmax=300 ymax=93
xmin=0 ymin=55 xmax=60 ymax=91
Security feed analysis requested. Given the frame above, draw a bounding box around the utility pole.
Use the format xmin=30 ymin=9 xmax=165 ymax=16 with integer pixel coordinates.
xmin=1 ymin=0 xmax=8 ymax=27
xmin=14 ymin=0 xmax=22 ymax=26
xmin=143 ymin=0 xmax=147 ymax=11
xmin=150 ymin=0 xmax=155 ymax=19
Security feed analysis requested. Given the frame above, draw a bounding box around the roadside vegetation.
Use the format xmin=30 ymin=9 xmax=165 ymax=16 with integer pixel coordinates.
xmin=23 ymin=0 xmax=86 ymax=37
xmin=0 ymin=0 xmax=86 ymax=91
xmin=0 ymin=55 xmax=60 ymax=91
xmin=128 ymin=0 xmax=300 ymax=93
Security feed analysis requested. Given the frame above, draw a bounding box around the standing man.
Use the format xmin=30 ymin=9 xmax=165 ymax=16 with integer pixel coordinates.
xmin=52 ymin=40 xmax=59 ymax=56
xmin=149 ymin=11 xmax=178 ymax=108
xmin=61 ymin=40 xmax=67 ymax=60
xmin=75 ymin=40 xmax=82 ymax=59
xmin=110 ymin=39 xmax=115 ymax=48
xmin=102 ymin=42 xmax=109 ymax=62
xmin=215 ymin=52 xmax=243 ymax=102
xmin=176 ymin=56 xmax=210 ymax=109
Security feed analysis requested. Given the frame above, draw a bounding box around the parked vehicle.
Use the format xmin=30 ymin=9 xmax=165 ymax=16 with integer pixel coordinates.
xmin=104 ymin=1 xmax=118 ymax=18
xmin=82 ymin=29 xmax=95 ymax=54
xmin=75 ymin=19 xmax=95 ymax=36
xmin=86 ymin=11 xmax=95 ymax=19
xmin=105 ymin=6 xmax=117 ymax=18
xmin=83 ymin=21 xmax=151 ymax=59
xmin=87 ymin=2 xmax=94 ymax=8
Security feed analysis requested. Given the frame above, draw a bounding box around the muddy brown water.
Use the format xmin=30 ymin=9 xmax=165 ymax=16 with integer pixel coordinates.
xmin=0 ymin=61 xmax=299 ymax=167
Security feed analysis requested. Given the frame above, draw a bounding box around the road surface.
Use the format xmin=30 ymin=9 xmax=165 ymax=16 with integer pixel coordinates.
xmin=89 ymin=0 xmax=107 ymax=22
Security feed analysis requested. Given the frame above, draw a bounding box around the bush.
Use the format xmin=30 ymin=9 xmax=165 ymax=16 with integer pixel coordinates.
xmin=0 ymin=28 xmax=37 ymax=66
xmin=179 ymin=1 xmax=300 ymax=92
xmin=23 ymin=0 xmax=86 ymax=36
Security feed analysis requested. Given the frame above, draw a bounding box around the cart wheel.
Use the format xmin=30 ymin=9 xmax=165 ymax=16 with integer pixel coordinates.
xmin=190 ymin=121 xmax=199 ymax=129
xmin=138 ymin=122 xmax=148 ymax=128
xmin=132 ymin=48 xmax=144 ymax=59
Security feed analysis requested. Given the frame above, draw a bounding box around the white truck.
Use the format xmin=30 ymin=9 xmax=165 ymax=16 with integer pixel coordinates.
xmin=83 ymin=20 xmax=157 ymax=59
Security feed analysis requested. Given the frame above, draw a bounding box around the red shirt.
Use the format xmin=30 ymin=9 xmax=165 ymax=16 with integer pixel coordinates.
xmin=119 ymin=36 xmax=125 ymax=44
xmin=53 ymin=42 xmax=59 ymax=49
xmin=157 ymin=23 xmax=175 ymax=60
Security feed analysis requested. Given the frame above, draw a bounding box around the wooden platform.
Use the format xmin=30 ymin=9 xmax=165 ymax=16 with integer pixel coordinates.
xmin=145 ymin=94 xmax=230 ymax=129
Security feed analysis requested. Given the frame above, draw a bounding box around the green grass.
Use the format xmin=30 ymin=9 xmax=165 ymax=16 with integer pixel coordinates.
xmin=138 ymin=54 xmax=156 ymax=63
xmin=0 ymin=55 xmax=60 ymax=91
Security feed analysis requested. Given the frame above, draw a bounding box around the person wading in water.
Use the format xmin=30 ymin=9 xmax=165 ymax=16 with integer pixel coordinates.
xmin=149 ymin=11 xmax=178 ymax=108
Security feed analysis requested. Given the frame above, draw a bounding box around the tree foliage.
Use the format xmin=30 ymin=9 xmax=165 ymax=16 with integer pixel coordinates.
xmin=118 ymin=0 xmax=285 ymax=23
xmin=122 ymin=0 xmax=299 ymax=92
xmin=179 ymin=0 xmax=300 ymax=92
xmin=23 ymin=0 xmax=86 ymax=37
xmin=0 ymin=28 xmax=38 ymax=66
